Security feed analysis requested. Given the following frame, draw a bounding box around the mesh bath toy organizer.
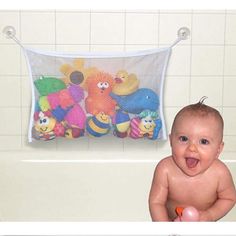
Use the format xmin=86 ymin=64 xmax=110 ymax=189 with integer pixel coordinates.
xmin=3 ymin=26 xmax=190 ymax=142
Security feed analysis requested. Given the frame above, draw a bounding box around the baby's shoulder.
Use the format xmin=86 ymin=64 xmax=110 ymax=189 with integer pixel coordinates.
xmin=155 ymin=156 xmax=173 ymax=172
xmin=210 ymin=159 xmax=231 ymax=176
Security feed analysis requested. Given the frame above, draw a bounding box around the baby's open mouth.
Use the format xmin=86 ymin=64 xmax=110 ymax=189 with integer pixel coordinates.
xmin=186 ymin=157 xmax=199 ymax=168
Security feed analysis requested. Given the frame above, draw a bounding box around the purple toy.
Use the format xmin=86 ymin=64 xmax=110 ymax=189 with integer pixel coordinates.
xmin=64 ymin=104 xmax=86 ymax=129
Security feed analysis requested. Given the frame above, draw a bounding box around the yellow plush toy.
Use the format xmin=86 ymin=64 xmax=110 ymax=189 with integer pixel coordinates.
xmin=112 ymin=70 xmax=139 ymax=95
xmin=60 ymin=59 xmax=98 ymax=89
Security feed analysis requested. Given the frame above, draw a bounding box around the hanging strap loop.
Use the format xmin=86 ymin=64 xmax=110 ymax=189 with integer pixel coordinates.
xmin=170 ymin=27 xmax=191 ymax=48
xmin=2 ymin=25 xmax=24 ymax=49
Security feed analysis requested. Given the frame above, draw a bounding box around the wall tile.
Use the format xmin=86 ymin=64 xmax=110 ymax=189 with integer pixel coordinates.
xmin=21 ymin=76 xmax=31 ymax=107
xmin=192 ymin=13 xmax=225 ymax=44
xmin=88 ymin=135 xmax=124 ymax=152
xmin=223 ymin=77 xmax=236 ymax=106
xmin=224 ymin=46 xmax=236 ymax=75
xmin=0 ymin=136 xmax=21 ymax=150
xmin=223 ymin=108 xmax=236 ymax=135
xmin=0 ymin=108 xmax=21 ymax=135
xmin=55 ymin=44 xmax=90 ymax=52
xmin=21 ymin=11 xmax=55 ymax=44
xmin=125 ymin=13 xmax=159 ymax=45
xmin=191 ymin=46 xmax=224 ymax=76
xmin=164 ymin=76 xmax=190 ymax=106
xmin=225 ymin=13 xmax=236 ymax=44
xmin=123 ymin=138 xmax=157 ymax=152
xmin=223 ymin=136 xmax=236 ymax=153
xmin=91 ymin=12 xmax=125 ymax=44
xmin=56 ymin=12 xmax=90 ymax=44
xmin=190 ymin=77 xmax=223 ymax=106
xmin=0 ymin=76 xmax=21 ymax=107
xmin=166 ymin=45 xmax=191 ymax=76
xmin=90 ymin=44 xmax=124 ymax=52
xmin=0 ymin=45 xmax=21 ymax=75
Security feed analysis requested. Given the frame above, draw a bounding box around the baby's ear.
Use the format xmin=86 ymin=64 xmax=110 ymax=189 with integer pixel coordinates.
xmin=216 ymin=141 xmax=224 ymax=158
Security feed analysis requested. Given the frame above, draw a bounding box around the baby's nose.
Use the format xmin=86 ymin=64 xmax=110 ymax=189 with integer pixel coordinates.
xmin=188 ymin=142 xmax=198 ymax=152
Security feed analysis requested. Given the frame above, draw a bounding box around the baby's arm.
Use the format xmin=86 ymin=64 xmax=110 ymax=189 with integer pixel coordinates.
xmin=149 ymin=159 xmax=170 ymax=221
xmin=199 ymin=164 xmax=236 ymax=221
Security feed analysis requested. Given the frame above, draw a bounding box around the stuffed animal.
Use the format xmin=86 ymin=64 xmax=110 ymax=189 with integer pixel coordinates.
xmin=86 ymin=112 xmax=111 ymax=137
xmin=64 ymin=104 xmax=86 ymax=130
xmin=60 ymin=58 xmax=98 ymax=88
xmin=85 ymin=71 xmax=117 ymax=116
xmin=110 ymin=88 xmax=159 ymax=114
xmin=112 ymin=109 xmax=130 ymax=138
xmin=129 ymin=110 xmax=160 ymax=139
xmin=34 ymin=76 xmax=66 ymax=96
xmin=33 ymin=111 xmax=57 ymax=140
xmin=112 ymin=70 xmax=139 ymax=95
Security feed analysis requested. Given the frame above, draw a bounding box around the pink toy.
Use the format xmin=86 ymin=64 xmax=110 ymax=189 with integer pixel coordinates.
xmin=174 ymin=206 xmax=200 ymax=222
xmin=64 ymin=104 xmax=86 ymax=129
xmin=85 ymin=71 xmax=117 ymax=116
xmin=47 ymin=93 xmax=60 ymax=109
xmin=53 ymin=122 xmax=65 ymax=137
xmin=129 ymin=117 xmax=141 ymax=139
xmin=59 ymin=89 xmax=74 ymax=109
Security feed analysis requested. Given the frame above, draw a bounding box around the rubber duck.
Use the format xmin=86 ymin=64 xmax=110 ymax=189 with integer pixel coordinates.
xmin=112 ymin=70 xmax=139 ymax=95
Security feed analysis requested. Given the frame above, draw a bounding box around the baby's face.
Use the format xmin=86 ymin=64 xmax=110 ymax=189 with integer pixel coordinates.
xmin=169 ymin=114 xmax=224 ymax=177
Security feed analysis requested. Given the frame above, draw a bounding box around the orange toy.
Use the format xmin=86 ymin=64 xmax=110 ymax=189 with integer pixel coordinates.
xmin=85 ymin=72 xmax=117 ymax=116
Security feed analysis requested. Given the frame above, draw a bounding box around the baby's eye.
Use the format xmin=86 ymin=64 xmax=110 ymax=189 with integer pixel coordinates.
xmin=179 ymin=136 xmax=188 ymax=142
xmin=200 ymin=138 xmax=209 ymax=145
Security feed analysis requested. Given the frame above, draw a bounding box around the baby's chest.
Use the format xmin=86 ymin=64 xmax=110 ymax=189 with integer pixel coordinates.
xmin=168 ymin=178 xmax=218 ymax=207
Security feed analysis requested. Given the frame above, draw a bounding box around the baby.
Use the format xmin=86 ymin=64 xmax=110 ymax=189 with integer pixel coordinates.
xmin=149 ymin=99 xmax=236 ymax=221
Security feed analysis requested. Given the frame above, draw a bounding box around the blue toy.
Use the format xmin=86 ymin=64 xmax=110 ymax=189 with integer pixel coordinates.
xmin=51 ymin=106 xmax=69 ymax=122
xmin=110 ymin=88 xmax=159 ymax=114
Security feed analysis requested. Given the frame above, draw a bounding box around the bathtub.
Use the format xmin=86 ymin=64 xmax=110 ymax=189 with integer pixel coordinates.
xmin=0 ymin=152 xmax=235 ymax=221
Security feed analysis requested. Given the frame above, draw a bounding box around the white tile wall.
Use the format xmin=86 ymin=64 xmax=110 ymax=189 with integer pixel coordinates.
xmin=0 ymin=10 xmax=236 ymax=221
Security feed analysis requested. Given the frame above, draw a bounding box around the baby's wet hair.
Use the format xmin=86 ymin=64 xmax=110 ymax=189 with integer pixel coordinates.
xmin=171 ymin=96 xmax=224 ymax=139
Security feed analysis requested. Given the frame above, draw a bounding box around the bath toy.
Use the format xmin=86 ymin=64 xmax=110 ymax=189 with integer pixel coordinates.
xmin=47 ymin=93 xmax=60 ymax=110
xmin=129 ymin=117 xmax=142 ymax=139
xmin=85 ymin=72 xmax=117 ymax=116
xmin=129 ymin=110 xmax=159 ymax=139
xmin=152 ymin=118 xmax=162 ymax=140
xmin=65 ymin=127 xmax=84 ymax=139
xmin=112 ymin=70 xmax=139 ymax=95
xmin=34 ymin=111 xmax=56 ymax=141
xmin=38 ymin=96 xmax=51 ymax=112
xmin=60 ymin=58 xmax=98 ymax=88
xmin=174 ymin=206 xmax=200 ymax=222
xmin=34 ymin=76 xmax=66 ymax=96
xmin=112 ymin=109 xmax=130 ymax=138
xmin=53 ymin=122 xmax=65 ymax=137
xmin=68 ymin=84 xmax=84 ymax=103
xmin=51 ymin=106 xmax=69 ymax=122
xmin=47 ymin=85 xmax=84 ymax=110
xmin=86 ymin=112 xmax=111 ymax=137
xmin=64 ymin=104 xmax=86 ymax=129
xmin=110 ymin=88 xmax=159 ymax=114
xmin=58 ymin=89 xmax=74 ymax=109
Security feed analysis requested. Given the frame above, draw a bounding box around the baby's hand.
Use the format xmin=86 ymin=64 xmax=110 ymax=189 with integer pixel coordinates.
xmin=175 ymin=206 xmax=200 ymax=222
xmin=173 ymin=216 xmax=181 ymax=221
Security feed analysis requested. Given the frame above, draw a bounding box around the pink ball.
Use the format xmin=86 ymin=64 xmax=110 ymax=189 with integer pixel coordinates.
xmin=181 ymin=206 xmax=200 ymax=221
